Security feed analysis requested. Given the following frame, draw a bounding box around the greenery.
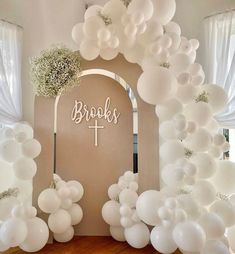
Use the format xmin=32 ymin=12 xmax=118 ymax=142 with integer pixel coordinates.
xmin=31 ymin=46 xmax=82 ymax=97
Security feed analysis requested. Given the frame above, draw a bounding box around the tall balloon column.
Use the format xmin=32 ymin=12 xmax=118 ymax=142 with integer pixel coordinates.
xmin=72 ymin=0 xmax=235 ymax=253
xmin=0 ymin=123 xmax=49 ymax=252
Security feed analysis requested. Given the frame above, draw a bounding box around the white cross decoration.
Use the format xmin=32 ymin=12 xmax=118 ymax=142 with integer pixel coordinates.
xmin=88 ymin=119 xmax=104 ymax=147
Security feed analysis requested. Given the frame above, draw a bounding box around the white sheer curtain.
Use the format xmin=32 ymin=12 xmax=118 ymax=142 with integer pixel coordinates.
xmin=204 ymin=11 xmax=235 ymax=128
xmin=0 ymin=20 xmax=23 ymax=125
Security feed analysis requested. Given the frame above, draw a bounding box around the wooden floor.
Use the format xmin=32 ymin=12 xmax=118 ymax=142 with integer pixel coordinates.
xmin=6 ymin=236 xmax=181 ymax=254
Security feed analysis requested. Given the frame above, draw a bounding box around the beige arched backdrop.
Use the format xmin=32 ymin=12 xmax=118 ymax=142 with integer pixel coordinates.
xmin=34 ymin=54 xmax=159 ymax=236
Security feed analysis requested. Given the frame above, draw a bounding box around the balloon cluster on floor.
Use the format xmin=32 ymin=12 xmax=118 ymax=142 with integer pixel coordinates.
xmin=72 ymin=0 xmax=235 ymax=253
xmin=38 ymin=174 xmax=84 ymax=243
xmin=0 ymin=123 xmax=49 ymax=252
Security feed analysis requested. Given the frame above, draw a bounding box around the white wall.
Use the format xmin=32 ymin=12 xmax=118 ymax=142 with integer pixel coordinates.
xmin=0 ymin=0 xmax=235 ymax=125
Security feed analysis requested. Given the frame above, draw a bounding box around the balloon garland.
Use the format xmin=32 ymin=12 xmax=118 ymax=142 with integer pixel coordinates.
xmin=72 ymin=0 xmax=235 ymax=253
xmin=0 ymin=123 xmax=49 ymax=252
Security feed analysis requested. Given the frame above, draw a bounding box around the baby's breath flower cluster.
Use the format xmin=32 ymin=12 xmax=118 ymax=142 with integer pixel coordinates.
xmin=31 ymin=47 xmax=82 ymax=97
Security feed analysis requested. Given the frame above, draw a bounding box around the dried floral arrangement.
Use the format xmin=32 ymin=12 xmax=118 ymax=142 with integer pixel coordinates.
xmin=31 ymin=46 xmax=82 ymax=97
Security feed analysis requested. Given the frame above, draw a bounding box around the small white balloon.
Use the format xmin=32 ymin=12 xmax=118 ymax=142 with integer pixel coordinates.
xmin=22 ymin=139 xmax=41 ymax=159
xmin=0 ymin=161 xmax=14 ymax=192
xmin=110 ymin=226 xmax=125 ymax=242
xmin=54 ymin=226 xmax=74 ymax=243
xmin=151 ymin=226 xmax=177 ymax=253
xmin=38 ymin=188 xmax=61 ymax=214
xmin=159 ymin=121 xmax=176 ymax=140
xmin=227 ymin=225 xmax=235 ymax=252
xmin=124 ymin=223 xmax=150 ymax=249
xmin=48 ymin=209 xmax=71 ymax=234
xmin=13 ymin=157 xmax=37 ymax=180
xmin=176 ymin=85 xmax=199 ymax=104
xmin=13 ymin=123 xmax=33 ymax=140
xmin=108 ymin=184 xmax=121 ymax=200
xmin=80 ymin=40 xmax=100 ymax=61
xmin=213 ymin=134 xmax=226 ymax=146
xmin=102 ymin=200 xmax=121 ymax=226
xmin=71 ymin=23 xmax=84 ymax=47
xmin=0 ymin=139 xmax=21 ymax=162
xmin=66 ymin=180 xmax=84 ymax=202
xmin=128 ymin=0 xmax=154 ymax=21
xmin=165 ymin=21 xmax=181 ymax=35
xmin=160 ymin=140 xmax=185 ymax=163
xmin=119 ymin=189 xmax=138 ymax=208
xmin=68 ymin=204 xmax=83 ymax=226
xmin=84 ymin=5 xmax=102 ymax=20
xmin=83 ymin=16 xmax=104 ymax=40
xmin=170 ymin=53 xmax=191 ymax=74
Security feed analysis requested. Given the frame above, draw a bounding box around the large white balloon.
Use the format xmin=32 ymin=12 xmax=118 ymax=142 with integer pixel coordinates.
xmin=184 ymin=102 xmax=212 ymax=127
xmin=151 ymin=0 xmax=176 ymax=25
xmin=102 ymin=200 xmax=121 ymax=226
xmin=173 ymin=221 xmax=206 ymax=252
xmin=102 ymin=0 xmax=126 ymax=22
xmin=0 ymin=139 xmax=21 ymax=162
xmin=162 ymin=164 xmax=184 ymax=187
xmin=191 ymin=153 xmax=217 ymax=179
xmin=38 ymin=188 xmax=61 ymax=214
xmin=136 ymin=190 xmax=163 ymax=226
xmin=80 ymin=40 xmax=100 ymax=61
xmin=0 ymin=218 xmax=28 ymax=247
xmin=22 ymin=139 xmax=41 ymax=158
xmin=156 ymin=98 xmax=183 ymax=121
xmin=192 ymin=180 xmax=216 ymax=206
xmin=184 ymin=128 xmax=212 ymax=152
xmin=124 ymin=223 xmax=150 ymax=249
xmin=211 ymin=160 xmax=235 ymax=195
xmin=0 ymin=161 xmax=14 ymax=192
xmin=48 ymin=209 xmax=72 ymax=234
xmin=128 ymin=0 xmax=153 ymax=21
xmin=160 ymin=140 xmax=185 ymax=163
xmin=201 ymin=240 xmax=230 ymax=254
xmin=137 ymin=67 xmax=176 ymax=105
xmin=13 ymin=157 xmax=37 ymax=180
xmin=84 ymin=5 xmax=102 ymax=20
xmin=198 ymin=212 xmax=225 ymax=240
xmin=54 ymin=226 xmax=74 ymax=243
xmin=19 ymin=217 xmax=49 ymax=252
xmin=110 ymin=226 xmax=126 ymax=242
xmin=210 ymin=200 xmax=235 ymax=227
xmin=202 ymin=84 xmax=228 ymax=113
xmin=67 ymin=204 xmax=83 ymax=225
xmin=151 ymin=226 xmax=177 ymax=253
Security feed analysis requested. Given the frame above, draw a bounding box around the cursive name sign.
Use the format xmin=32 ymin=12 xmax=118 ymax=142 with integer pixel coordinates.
xmin=71 ymin=97 xmax=120 ymax=125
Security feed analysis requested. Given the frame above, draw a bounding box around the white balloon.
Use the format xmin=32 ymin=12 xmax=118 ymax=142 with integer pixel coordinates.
xmin=102 ymin=0 xmax=126 ymax=22
xmin=221 ymin=141 xmax=230 ymax=152
xmin=0 ymin=139 xmax=21 ymax=162
xmin=210 ymin=200 xmax=235 ymax=227
xmin=0 ymin=218 xmax=28 ymax=247
xmin=187 ymin=121 xmax=198 ymax=133
xmin=57 ymin=187 xmax=71 ymax=199
xmin=108 ymin=184 xmax=121 ymax=200
xmin=158 ymin=34 xmax=172 ymax=49
xmin=84 ymin=5 xmax=102 ymax=20
xmin=201 ymin=240 xmax=229 ymax=254
xmin=13 ymin=157 xmax=37 ymax=180
xmin=13 ymin=123 xmax=33 ymax=140
xmin=68 ymin=204 xmax=83 ymax=226
xmin=211 ymin=160 xmax=235 ymax=195
xmin=165 ymin=22 xmax=181 ymax=35
xmin=110 ymin=226 xmax=126 ymax=242
xmin=198 ymin=212 xmax=225 ymax=239
xmin=190 ymin=39 xmax=200 ymax=50
xmin=202 ymin=84 xmax=228 ymax=113
xmin=191 ymin=153 xmax=217 ymax=179
xmin=184 ymin=102 xmax=212 ymax=127
xmin=108 ymin=36 xmax=120 ymax=49
xmin=80 ymin=40 xmax=100 ymax=61
xmin=192 ymin=180 xmax=216 ymax=206
xmin=0 ymin=197 xmax=19 ymax=221
xmin=139 ymin=20 xmax=163 ymax=44
xmin=177 ymin=194 xmax=200 ymax=219
xmin=227 ymin=225 xmax=235 ymax=252
xmin=0 ymin=239 xmax=9 ymax=252
xmin=173 ymin=221 xmax=206 ymax=252
xmin=158 ymin=206 xmax=173 ymax=221
xmin=0 ymin=161 xmax=14 ymax=192
xmin=184 ymin=128 xmax=212 ymax=152
xmin=97 ymin=28 xmax=111 ymax=42
xmin=24 ymin=206 xmax=37 ymax=219
xmin=119 ymin=189 xmax=138 ymax=208
xmin=100 ymin=48 xmax=118 ymax=60
xmin=151 ymin=226 xmax=177 ymax=253
xmin=123 ymin=44 xmax=144 ymax=64
xmin=176 ymin=85 xmax=199 ymax=104
xmin=22 ymin=139 xmax=41 ymax=159
xmin=48 ymin=209 xmax=71 ymax=234
xmin=177 ymin=72 xmax=191 ymax=85
xmin=60 ymin=199 xmax=73 ymax=210
xmin=120 ymin=217 xmax=133 ymax=228
xmin=66 ymin=180 xmax=84 ymax=202
xmin=102 ymin=200 xmax=121 ymax=226
xmin=72 ymin=23 xmax=84 ymax=46
xmin=156 ymin=98 xmax=183 ymax=121
xmin=38 ymin=188 xmax=61 ymax=214
xmin=213 ymin=133 xmax=225 ymax=146
xmin=19 ymin=217 xmax=49 ymax=252
xmin=188 ymin=63 xmax=202 ymax=76
xmin=130 ymin=12 xmax=144 ymax=25
xmin=170 ymin=53 xmax=191 ymax=74
xmin=174 ymin=208 xmax=188 ymax=223
xmin=54 ymin=226 xmax=74 ymax=243
xmin=160 ymin=140 xmax=184 ymax=163
xmin=136 ymin=190 xmax=163 ymax=226
xmin=0 ymin=127 xmax=14 ymax=140
xmin=208 ymin=145 xmax=222 ymax=158
xmin=128 ymin=0 xmax=153 ymax=21
xmin=137 ymin=67 xmax=176 ymax=105
xmin=162 ymin=164 xmax=184 ymax=187
xmin=151 ymin=0 xmax=176 ymax=25
xmin=124 ymin=223 xmax=150 ymax=249
xmin=168 ymin=32 xmax=181 ymax=53
xmin=159 ymin=121 xmax=176 ymax=139
xmin=129 ymin=181 xmax=138 ymax=192
xmin=83 ymin=16 xmax=104 ymax=40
